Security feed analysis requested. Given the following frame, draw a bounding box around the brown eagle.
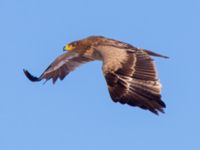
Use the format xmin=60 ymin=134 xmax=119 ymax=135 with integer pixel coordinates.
xmin=24 ymin=36 xmax=168 ymax=115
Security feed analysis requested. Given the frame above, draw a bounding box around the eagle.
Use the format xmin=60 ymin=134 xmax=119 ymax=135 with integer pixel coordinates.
xmin=24 ymin=36 xmax=168 ymax=115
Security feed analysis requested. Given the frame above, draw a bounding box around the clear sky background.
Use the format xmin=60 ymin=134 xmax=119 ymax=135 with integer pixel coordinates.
xmin=0 ymin=0 xmax=200 ymax=149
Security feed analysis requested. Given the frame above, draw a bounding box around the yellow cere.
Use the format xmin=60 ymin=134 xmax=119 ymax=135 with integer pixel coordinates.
xmin=64 ymin=44 xmax=76 ymax=51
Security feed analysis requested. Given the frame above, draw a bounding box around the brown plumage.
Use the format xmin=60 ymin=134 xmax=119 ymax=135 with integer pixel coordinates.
xmin=24 ymin=36 xmax=168 ymax=115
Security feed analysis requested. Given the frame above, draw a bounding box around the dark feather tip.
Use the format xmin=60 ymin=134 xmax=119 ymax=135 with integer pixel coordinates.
xmin=23 ymin=69 xmax=41 ymax=82
xmin=143 ymin=49 xmax=169 ymax=59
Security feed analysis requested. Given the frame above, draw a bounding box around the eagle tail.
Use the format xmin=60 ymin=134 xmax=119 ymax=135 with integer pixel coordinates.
xmin=23 ymin=69 xmax=41 ymax=82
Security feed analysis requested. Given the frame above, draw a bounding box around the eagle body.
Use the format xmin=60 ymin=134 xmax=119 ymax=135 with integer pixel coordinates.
xmin=24 ymin=36 xmax=168 ymax=115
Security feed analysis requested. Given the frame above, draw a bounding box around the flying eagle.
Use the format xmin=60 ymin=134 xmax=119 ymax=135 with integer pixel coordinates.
xmin=24 ymin=36 xmax=168 ymax=115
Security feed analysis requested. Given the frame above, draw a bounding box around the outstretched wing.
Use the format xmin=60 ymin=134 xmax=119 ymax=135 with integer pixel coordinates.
xmin=103 ymin=47 xmax=166 ymax=114
xmin=24 ymin=52 xmax=92 ymax=83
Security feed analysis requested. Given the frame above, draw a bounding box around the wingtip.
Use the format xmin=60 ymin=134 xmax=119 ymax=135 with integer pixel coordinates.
xmin=155 ymin=101 xmax=166 ymax=115
xmin=162 ymin=56 xmax=170 ymax=59
xmin=23 ymin=69 xmax=41 ymax=82
xmin=143 ymin=49 xmax=169 ymax=59
xmin=151 ymin=109 xmax=165 ymax=115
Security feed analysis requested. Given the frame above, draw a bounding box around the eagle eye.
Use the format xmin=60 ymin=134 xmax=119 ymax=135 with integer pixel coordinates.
xmin=64 ymin=43 xmax=76 ymax=51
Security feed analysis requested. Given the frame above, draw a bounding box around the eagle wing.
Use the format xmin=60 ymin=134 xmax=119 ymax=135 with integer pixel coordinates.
xmin=101 ymin=46 xmax=166 ymax=114
xmin=23 ymin=52 xmax=92 ymax=83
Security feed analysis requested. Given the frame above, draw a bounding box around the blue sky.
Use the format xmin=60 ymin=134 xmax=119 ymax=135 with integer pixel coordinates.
xmin=0 ymin=0 xmax=200 ymax=149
